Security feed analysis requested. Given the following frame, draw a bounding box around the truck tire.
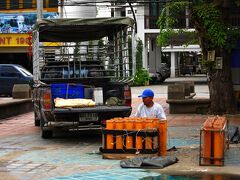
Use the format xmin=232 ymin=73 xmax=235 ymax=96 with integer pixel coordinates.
xmin=41 ymin=129 xmax=53 ymax=139
xmin=34 ymin=112 xmax=40 ymax=126
xmin=40 ymin=115 xmax=53 ymax=138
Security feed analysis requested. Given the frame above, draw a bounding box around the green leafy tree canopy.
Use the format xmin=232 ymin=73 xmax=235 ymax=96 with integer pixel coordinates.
xmin=157 ymin=0 xmax=240 ymax=51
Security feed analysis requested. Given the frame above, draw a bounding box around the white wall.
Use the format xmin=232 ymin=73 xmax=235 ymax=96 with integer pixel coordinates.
xmin=136 ymin=5 xmax=146 ymax=69
xmin=62 ymin=0 xmax=97 ymax=18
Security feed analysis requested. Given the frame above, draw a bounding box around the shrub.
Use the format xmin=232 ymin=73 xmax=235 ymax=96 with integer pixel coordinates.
xmin=132 ymin=69 xmax=151 ymax=86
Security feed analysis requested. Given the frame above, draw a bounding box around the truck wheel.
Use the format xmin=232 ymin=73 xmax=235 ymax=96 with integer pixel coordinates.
xmin=34 ymin=112 xmax=40 ymax=126
xmin=41 ymin=129 xmax=53 ymax=139
xmin=40 ymin=117 xmax=53 ymax=138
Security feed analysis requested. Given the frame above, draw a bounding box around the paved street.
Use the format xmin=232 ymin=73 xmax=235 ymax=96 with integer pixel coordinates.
xmin=0 ymin=84 xmax=239 ymax=180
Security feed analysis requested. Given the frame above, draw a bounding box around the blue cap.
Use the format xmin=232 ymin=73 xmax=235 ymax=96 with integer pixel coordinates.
xmin=138 ymin=89 xmax=154 ymax=98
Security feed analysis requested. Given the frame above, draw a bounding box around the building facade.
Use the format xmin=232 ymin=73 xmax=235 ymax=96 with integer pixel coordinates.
xmin=112 ymin=1 xmax=201 ymax=78
xmin=0 ymin=0 xmax=58 ymax=71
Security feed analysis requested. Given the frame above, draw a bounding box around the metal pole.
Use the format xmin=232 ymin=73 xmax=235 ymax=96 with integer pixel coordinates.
xmin=126 ymin=1 xmax=137 ymax=33
xmin=37 ymin=0 xmax=43 ymax=20
xmin=60 ymin=0 xmax=64 ymax=18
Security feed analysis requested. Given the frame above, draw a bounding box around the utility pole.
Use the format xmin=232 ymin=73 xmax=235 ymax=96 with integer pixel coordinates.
xmin=60 ymin=0 xmax=64 ymax=18
xmin=37 ymin=0 xmax=43 ymax=20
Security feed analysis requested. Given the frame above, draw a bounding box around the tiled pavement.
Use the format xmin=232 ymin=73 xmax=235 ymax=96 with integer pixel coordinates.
xmin=0 ymin=98 xmax=240 ymax=179
xmin=0 ymin=112 xmax=39 ymax=137
xmin=0 ymin=97 xmax=210 ymax=138
xmin=0 ymin=97 xmax=239 ymax=137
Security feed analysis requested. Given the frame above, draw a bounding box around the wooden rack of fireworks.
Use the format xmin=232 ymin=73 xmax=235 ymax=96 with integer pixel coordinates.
xmin=199 ymin=116 xmax=229 ymax=166
xmin=100 ymin=117 xmax=167 ymax=159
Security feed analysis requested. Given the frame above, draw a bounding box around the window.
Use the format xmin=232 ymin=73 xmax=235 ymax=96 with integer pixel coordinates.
xmin=127 ymin=10 xmax=137 ymax=15
xmin=0 ymin=1 xmax=6 ymax=10
xmin=0 ymin=66 xmax=19 ymax=77
xmin=10 ymin=0 xmax=19 ymax=9
xmin=18 ymin=67 xmax=32 ymax=76
xmin=49 ymin=0 xmax=58 ymax=8
xmin=23 ymin=0 xmax=32 ymax=8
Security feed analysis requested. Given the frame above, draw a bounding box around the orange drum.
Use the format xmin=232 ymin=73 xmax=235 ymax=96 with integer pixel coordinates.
xmin=125 ymin=120 xmax=134 ymax=149
xmin=135 ymin=120 xmax=143 ymax=150
xmin=145 ymin=119 xmax=154 ymax=150
xmin=106 ymin=119 xmax=115 ymax=149
xmin=115 ymin=119 xmax=124 ymax=149
xmin=158 ymin=120 xmax=167 ymax=156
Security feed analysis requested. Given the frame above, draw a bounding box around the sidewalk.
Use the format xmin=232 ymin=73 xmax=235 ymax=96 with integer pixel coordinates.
xmin=164 ymin=74 xmax=207 ymax=84
xmin=0 ymin=95 xmax=240 ymax=178
xmin=0 ymin=97 xmax=32 ymax=119
xmin=0 ymin=98 xmax=239 ymax=178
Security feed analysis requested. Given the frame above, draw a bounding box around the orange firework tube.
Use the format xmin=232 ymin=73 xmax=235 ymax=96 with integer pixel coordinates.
xmin=115 ymin=119 xmax=124 ymax=149
xmin=203 ymin=130 xmax=212 ymax=165
xmin=106 ymin=119 xmax=115 ymax=149
xmin=135 ymin=120 xmax=143 ymax=150
xmin=202 ymin=117 xmax=215 ymax=164
xmin=125 ymin=120 xmax=134 ymax=149
xmin=145 ymin=119 xmax=154 ymax=150
xmin=158 ymin=120 xmax=167 ymax=156
xmin=213 ymin=117 xmax=225 ymax=165
xmin=213 ymin=130 xmax=224 ymax=165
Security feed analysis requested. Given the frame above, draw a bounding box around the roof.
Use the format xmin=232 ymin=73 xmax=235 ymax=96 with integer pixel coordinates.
xmin=35 ymin=17 xmax=135 ymax=42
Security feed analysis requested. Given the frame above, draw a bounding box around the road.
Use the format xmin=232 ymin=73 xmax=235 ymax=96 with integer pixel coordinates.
xmin=0 ymin=84 xmax=239 ymax=180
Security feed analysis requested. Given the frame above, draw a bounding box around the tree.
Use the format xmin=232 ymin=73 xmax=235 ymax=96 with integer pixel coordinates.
xmin=157 ymin=0 xmax=240 ymax=114
xmin=136 ymin=38 xmax=143 ymax=70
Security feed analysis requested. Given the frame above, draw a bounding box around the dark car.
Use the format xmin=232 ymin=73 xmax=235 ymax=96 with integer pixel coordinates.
xmin=180 ymin=65 xmax=192 ymax=75
xmin=150 ymin=63 xmax=170 ymax=84
xmin=0 ymin=64 xmax=33 ymax=96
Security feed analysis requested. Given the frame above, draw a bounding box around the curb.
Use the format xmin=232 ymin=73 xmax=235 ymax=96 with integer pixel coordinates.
xmin=0 ymin=98 xmax=33 ymax=120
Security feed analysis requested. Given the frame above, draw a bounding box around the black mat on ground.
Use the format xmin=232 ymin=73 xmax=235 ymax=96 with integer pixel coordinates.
xmin=120 ymin=156 xmax=178 ymax=169
xmin=229 ymin=126 xmax=240 ymax=144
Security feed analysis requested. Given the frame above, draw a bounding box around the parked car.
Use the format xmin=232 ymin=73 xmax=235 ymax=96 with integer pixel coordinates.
xmin=180 ymin=65 xmax=192 ymax=75
xmin=0 ymin=64 xmax=33 ymax=96
xmin=149 ymin=63 xmax=170 ymax=84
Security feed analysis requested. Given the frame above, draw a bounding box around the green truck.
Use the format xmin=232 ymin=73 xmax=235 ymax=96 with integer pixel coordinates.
xmin=32 ymin=17 xmax=135 ymax=138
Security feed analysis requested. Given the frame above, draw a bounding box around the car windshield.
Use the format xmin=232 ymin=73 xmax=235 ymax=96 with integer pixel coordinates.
xmin=18 ymin=67 xmax=32 ymax=77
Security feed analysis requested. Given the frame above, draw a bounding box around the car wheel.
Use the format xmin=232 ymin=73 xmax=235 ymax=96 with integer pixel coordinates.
xmin=41 ymin=129 xmax=53 ymax=139
xmin=34 ymin=112 xmax=40 ymax=126
xmin=160 ymin=77 xmax=166 ymax=83
xmin=157 ymin=74 xmax=164 ymax=83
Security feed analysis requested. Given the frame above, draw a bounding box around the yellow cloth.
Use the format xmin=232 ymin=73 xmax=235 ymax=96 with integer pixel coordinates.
xmin=54 ymin=98 xmax=96 ymax=108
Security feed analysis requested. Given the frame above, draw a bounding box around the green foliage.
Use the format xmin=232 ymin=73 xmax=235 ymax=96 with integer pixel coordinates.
xmin=157 ymin=0 xmax=240 ymax=50
xmin=235 ymin=0 xmax=240 ymax=6
xmin=157 ymin=1 xmax=192 ymax=46
xmin=193 ymin=3 xmax=226 ymax=48
xmin=132 ymin=69 xmax=151 ymax=86
xmin=201 ymin=59 xmax=216 ymax=71
xmin=157 ymin=29 xmax=175 ymax=46
xmin=157 ymin=29 xmax=198 ymax=46
xmin=136 ymin=38 xmax=143 ymax=71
